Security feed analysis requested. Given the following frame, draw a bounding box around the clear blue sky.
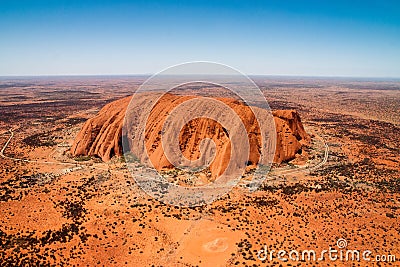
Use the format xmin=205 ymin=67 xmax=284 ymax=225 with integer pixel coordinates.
xmin=0 ymin=0 xmax=399 ymax=77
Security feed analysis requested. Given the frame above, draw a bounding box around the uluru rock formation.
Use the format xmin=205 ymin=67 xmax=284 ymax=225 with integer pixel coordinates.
xmin=71 ymin=93 xmax=310 ymax=177
xmin=272 ymin=109 xmax=310 ymax=163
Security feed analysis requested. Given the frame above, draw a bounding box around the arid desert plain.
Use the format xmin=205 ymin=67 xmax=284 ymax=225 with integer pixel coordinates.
xmin=0 ymin=76 xmax=399 ymax=266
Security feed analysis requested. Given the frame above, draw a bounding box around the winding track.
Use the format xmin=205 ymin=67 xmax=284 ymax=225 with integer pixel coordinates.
xmin=1 ymin=128 xmax=76 ymax=165
xmin=0 ymin=128 xmax=124 ymax=174
xmin=0 ymin=128 xmax=24 ymax=161
xmin=258 ymin=133 xmax=329 ymax=185
xmin=308 ymin=135 xmax=329 ymax=171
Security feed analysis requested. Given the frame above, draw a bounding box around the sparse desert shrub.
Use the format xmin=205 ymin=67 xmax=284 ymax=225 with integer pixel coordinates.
xmin=74 ymin=155 xmax=91 ymax=162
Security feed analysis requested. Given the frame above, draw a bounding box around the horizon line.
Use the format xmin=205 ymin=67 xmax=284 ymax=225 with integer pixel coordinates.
xmin=0 ymin=73 xmax=400 ymax=80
